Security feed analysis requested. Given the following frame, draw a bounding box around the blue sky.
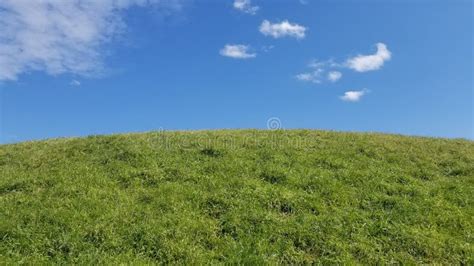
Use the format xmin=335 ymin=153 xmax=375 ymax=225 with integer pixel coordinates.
xmin=0 ymin=0 xmax=472 ymax=143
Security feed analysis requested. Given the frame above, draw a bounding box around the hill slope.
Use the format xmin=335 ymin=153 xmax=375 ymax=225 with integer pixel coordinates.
xmin=1 ymin=130 xmax=473 ymax=264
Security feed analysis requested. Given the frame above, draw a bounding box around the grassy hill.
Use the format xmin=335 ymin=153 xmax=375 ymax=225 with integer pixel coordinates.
xmin=1 ymin=130 xmax=473 ymax=264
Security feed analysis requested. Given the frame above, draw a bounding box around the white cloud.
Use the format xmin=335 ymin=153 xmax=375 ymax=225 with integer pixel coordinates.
xmin=0 ymin=0 xmax=182 ymax=81
xmin=296 ymin=60 xmax=340 ymax=84
xmin=259 ymin=20 xmax=307 ymax=39
xmin=70 ymin=80 xmax=81 ymax=86
xmin=261 ymin=45 xmax=275 ymax=53
xmin=340 ymin=89 xmax=368 ymax=102
xmin=295 ymin=73 xmax=313 ymax=82
xmin=328 ymin=71 xmax=342 ymax=82
xmin=310 ymin=59 xmax=340 ymax=70
xmin=346 ymin=43 xmax=391 ymax=72
xmin=296 ymin=69 xmax=323 ymax=84
xmin=295 ymin=42 xmax=391 ymax=87
xmin=233 ymin=0 xmax=259 ymax=15
xmin=220 ymin=44 xmax=256 ymax=59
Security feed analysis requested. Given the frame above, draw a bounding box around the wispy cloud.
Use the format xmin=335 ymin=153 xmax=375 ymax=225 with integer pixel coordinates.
xmin=70 ymin=80 xmax=81 ymax=86
xmin=0 ymin=0 xmax=183 ymax=81
xmin=346 ymin=43 xmax=391 ymax=72
xmin=295 ymin=42 xmax=391 ymax=85
xmin=261 ymin=45 xmax=275 ymax=53
xmin=296 ymin=69 xmax=323 ymax=84
xmin=220 ymin=44 xmax=256 ymax=59
xmin=340 ymin=89 xmax=369 ymax=102
xmin=233 ymin=0 xmax=259 ymax=15
xmin=259 ymin=20 xmax=307 ymax=39
xmin=327 ymin=71 xmax=342 ymax=82
xmin=296 ymin=60 xmax=338 ymax=84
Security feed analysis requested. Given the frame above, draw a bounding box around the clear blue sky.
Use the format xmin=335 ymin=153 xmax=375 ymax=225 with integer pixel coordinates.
xmin=0 ymin=0 xmax=472 ymax=143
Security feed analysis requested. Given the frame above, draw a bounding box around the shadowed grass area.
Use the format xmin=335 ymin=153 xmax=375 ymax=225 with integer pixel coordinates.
xmin=0 ymin=130 xmax=473 ymax=264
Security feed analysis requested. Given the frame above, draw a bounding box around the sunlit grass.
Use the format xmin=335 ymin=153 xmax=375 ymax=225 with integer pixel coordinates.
xmin=1 ymin=130 xmax=473 ymax=264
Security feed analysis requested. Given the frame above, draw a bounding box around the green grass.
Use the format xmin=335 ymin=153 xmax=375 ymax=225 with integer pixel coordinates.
xmin=1 ymin=130 xmax=473 ymax=264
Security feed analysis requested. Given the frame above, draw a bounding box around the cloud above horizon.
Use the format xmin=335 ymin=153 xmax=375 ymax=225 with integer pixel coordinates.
xmin=259 ymin=20 xmax=307 ymax=39
xmin=296 ymin=43 xmax=391 ymax=85
xmin=70 ymin=79 xmax=81 ymax=86
xmin=328 ymin=71 xmax=342 ymax=82
xmin=0 ymin=0 xmax=182 ymax=81
xmin=296 ymin=70 xmax=323 ymax=83
xmin=340 ymin=89 xmax=368 ymax=102
xmin=346 ymin=43 xmax=391 ymax=72
xmin=233 ymin=0 xmax=259 ymax=15
xmin=296 ymin=60 xmax=340 ymax=84
xmin=220 ymin=44 xmax=256 ymax=59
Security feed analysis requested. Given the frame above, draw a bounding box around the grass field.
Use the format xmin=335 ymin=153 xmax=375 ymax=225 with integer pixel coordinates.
xmin=1 ymin=130 xmax=473 ymax=264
